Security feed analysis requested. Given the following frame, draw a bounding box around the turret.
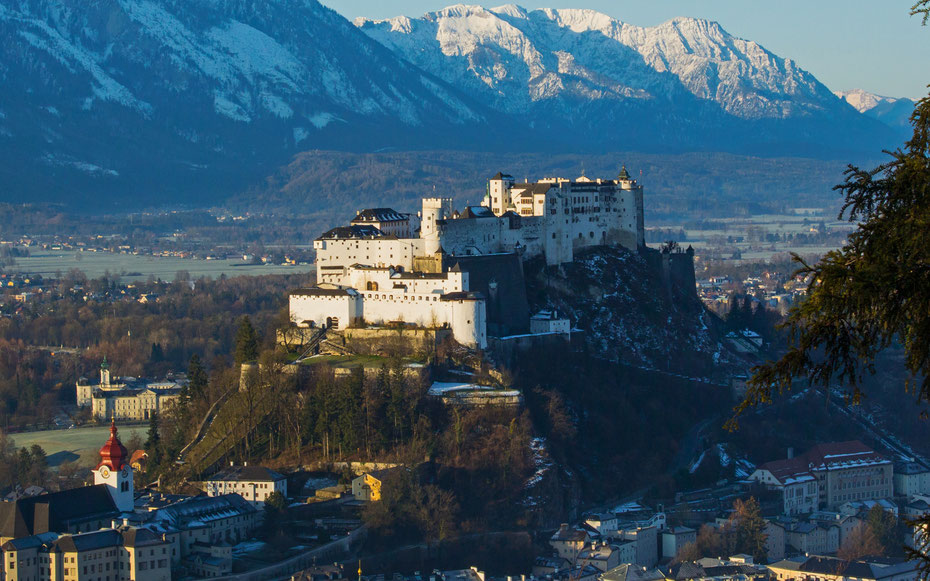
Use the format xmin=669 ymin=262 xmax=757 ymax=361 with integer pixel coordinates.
xmin=94 ymin=418 xmax=134 ymax=512
xmin=421 ymin=197 xmax=453 ymax=254
xmin=100 ymin=356 xmax=111 ymax=386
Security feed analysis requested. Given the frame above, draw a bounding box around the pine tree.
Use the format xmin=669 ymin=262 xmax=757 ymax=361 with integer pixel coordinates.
xmin=234 ymin=316 xmax=260 ymax=364
xmin=146 ymin=411 xmax=162 ymax=466
xmin=187 ymin=354 xmax=208 ymax=401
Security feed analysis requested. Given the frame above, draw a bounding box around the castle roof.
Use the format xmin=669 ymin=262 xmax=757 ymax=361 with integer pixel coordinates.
xmin=491 ymin=172 xmax=514 ymax=180
xmin=290 ymin=286 xmax=359 ymax=297
xmin=317 ymin=225 xmax=392 ymax=241
xmin=352 ymin=208 xmax=407 ymax=223
xmin=458 ymin=206 xmax=495 ymax=219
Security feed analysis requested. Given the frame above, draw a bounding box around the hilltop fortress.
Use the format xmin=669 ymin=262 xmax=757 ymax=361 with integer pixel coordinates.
xmin=289 ymin=169 xmax=647 ymax=349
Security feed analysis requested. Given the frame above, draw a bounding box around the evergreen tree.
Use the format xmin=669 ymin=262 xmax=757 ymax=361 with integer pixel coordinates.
xmin=234 ymin=316 xmax=259 ymax=365
xmin=735 ymin=8 xmax=930 ymax=570
xmin=187 ymin=354 xmax=208 ymax=401
xmin=146 ymin=411 xmax=162 ymax=466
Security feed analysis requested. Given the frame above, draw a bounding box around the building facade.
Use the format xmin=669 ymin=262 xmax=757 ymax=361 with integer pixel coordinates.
xmin=750 ymin=441 xmax=893 ymax=513
xmin=204 ymin=464 xmax=288 ymax=506
xmin=292 ymin=169 xmax=644 ymax=350
xmin=76 ymin=361 xmax=182 ymax=421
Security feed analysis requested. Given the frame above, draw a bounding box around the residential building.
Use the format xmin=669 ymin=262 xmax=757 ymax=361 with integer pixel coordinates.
xmin=351 ymin=468 xmax=405 ymax=502
xmin=584 ymin=513 xmax=618 ymax=536
xmin=750 ymin=441 xmax=892 ymax=513
xmin=767 ymin=555 xmax=917 ymax=581
xmin=601 ymin=563 xmax=665 ymax=581
xmin=662 ymin=526 xmax=697 ymax=560
xmin=665 ymin=557 xmax=768 ymax=581
xmin=577 ymin=543 xmax=621 ymax=572
xmin=2 ymin=526 xmax=171 ymax=581
xmin=549 ymin=524 xmax=590 ymax=563
xmin=894 ymin=462 xmax=930 ymax=497
xmin=204 ymin=464 xmax=287 ymax=506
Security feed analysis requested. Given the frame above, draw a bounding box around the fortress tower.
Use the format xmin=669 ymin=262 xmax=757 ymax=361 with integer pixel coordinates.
xmin=421 ymin=197 xmax=453 ymax=254
xmin=94 ymin=419 xmax=134 ymax=512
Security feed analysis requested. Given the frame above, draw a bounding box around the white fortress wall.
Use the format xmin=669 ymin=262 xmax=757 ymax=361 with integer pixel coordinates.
xmin=314 ymin=238 xmax=426 ymax=283
xmin=289 ymin=291 xmax=362 ymax=329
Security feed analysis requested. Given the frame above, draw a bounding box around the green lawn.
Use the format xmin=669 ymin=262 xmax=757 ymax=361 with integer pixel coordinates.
xmin=11 ymin=425 xmax=147 ymax=467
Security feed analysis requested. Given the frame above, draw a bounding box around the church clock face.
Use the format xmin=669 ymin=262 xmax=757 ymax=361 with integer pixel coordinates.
xmin=122 ymin=467 xmax=129 ymax=478
xmin=100 ymin=466 xmax=111 ymax=478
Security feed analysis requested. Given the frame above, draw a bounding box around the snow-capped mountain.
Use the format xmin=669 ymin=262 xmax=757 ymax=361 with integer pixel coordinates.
xmin=835 ymin=89 xmax=900 ymax=113
xmin=0 ymin=0 xmax=496 ymax=204
xmin=358 ymin=5 xmax=835 ymax=120
xmin=356 ymin=4 xmax=891 ymax=153
xmin=0 ymin=1 xmax=897 ymax=205
xmin=835 ymin=89 xmax=916 ymax=130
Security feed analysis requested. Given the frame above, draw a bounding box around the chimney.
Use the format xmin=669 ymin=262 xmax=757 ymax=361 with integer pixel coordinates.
xmin=787 ymin=447 xmax=794 ymax=460
xmin=559 ymin=523 xmax=569 ymax=536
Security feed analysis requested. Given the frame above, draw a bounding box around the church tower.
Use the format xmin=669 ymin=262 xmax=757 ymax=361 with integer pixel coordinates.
xmin=94 ymin=419 xmax=134 ymax=512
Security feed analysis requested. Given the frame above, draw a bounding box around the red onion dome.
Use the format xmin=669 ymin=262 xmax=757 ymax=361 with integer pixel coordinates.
xmin=97 ymin=418 xmax=128 ymax=470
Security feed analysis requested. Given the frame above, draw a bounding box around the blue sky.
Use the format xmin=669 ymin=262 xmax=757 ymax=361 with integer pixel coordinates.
xmin=324 ymin=0 xmax=930 ymax=99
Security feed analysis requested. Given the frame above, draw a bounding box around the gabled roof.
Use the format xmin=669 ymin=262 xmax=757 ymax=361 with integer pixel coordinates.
xmin=804 ymin=440 xmax=889 ymax=471
xmin=352 ymin=208 xmax=408 ymax=223
xmin=208 ymin=465 xmax=285 ymax=483
xmin=458 ymin=206 xmax=495 ymax=219
xmin=755 ymin=440 xmax=888 ymax=486
xmin=53 ymin=529 xmax=122 ymax=553
xmin=0 ymin=484 xmax=119 ymax=538
xmin=491 ymin=172 xmax=514 ymax=180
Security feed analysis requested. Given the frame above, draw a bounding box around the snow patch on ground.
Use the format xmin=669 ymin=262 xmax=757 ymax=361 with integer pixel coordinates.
xmin=689 ymin=449 xmax=707 ymax=474
xmin=42 ymin=155 xmax=119 ymax=176
xmin=307 ymin=112 xmax=339 ymax=128
xmin=522 ymin=437 xmax=553 ymax=506
xmin=293 ymin=127 xmax=309 ymax=145
xmin=214 ymin=93 xmax=250 ymax=122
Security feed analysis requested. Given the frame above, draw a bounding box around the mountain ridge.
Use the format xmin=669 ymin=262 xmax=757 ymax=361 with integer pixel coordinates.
xmin=0 ymin=1 xmax=900 ymax=207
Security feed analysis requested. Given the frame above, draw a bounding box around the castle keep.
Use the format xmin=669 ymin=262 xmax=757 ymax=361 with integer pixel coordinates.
xmin=289 ymin=170 xmax=645 ymax=348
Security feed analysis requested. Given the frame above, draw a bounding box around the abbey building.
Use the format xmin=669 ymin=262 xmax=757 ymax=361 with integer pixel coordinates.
xmin=289 ymin=169 xmax=645 ymax=348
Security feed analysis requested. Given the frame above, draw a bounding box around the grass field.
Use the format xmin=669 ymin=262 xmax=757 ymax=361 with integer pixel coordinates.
xmin=9 ymin=250 xmax=314 ymax=281
xmin=10 ymin=425 xmax=147 ymax=467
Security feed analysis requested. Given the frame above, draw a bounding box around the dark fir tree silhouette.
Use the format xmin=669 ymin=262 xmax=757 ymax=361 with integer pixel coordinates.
xmin=234 ymin=316 xmax=259 ymax=365
xmin=735 ymin=3 xmax=930 ymax=570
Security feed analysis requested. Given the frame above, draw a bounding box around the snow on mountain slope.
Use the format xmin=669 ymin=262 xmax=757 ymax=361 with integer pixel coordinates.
xmin=357 ymin=4 xmax=843 ymax=120
xmin=836 ymin=89 xmax=916 ymax=130
xmin=835 ymin=89 xmax=899 ymax=113
xmin=0 ymin=0 xmax=493 ymax=204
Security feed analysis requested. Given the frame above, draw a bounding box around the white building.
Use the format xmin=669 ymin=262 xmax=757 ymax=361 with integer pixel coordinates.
xmin=895 ymin=462 xmax=930 ymax=497
xmin=293 ymin=169 xmax=645 ymax=350
xmin=290 ymin=264 xmax=487 ymax=348
xmin=204 ymin=464 xmax=287 ymax=506
xmin=76 ymin=360 xmax=183 ymax=421
xmin=530 ymin=310 xmax=571 ymax=335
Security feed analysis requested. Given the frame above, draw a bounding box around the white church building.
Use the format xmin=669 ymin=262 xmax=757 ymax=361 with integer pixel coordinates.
xmin=289 ymin=169 xmax=645 ymax=348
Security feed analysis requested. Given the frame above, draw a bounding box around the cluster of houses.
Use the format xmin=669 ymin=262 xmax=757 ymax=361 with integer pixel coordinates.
xmin=526 ymin=441 xmax=927 ymax=581
xmin=696 ymin=272 xmax=810 ymax=318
